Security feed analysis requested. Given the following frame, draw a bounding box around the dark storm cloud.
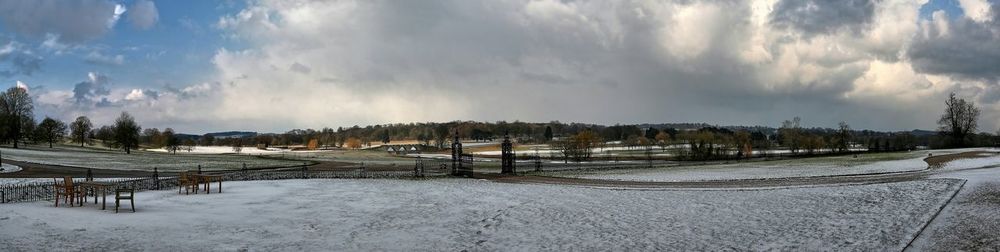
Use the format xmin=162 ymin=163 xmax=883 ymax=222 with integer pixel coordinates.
xmin=770 ymin=0 xmax=878 ymax=36
xmin=0 ymin=0 xmax=123 ymax=43
xmin=72 ymin=73 xmax=111 ymax=104
xmin=0 ymin=52 xmax=42 ymax=77
xmin=908 ymin=5 xmax=1000 ymax=80
xmin=0 ymin=38 xmax=43 ymax=77
xmin=289 ymin=62 xmax=311 ymax=74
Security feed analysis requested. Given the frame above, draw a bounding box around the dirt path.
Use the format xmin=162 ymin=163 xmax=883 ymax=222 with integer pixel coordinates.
xmin=0 ymin=158 xmax=419 ymax=178
xmin=0 ymin=159 xmax=155 ymax=178
xmin=484 ymin=151 xmax=998 ymax=189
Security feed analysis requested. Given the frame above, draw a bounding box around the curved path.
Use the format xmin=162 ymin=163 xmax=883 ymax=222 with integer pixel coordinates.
xmin=485 ymin=151 xmax=1000 ymax=189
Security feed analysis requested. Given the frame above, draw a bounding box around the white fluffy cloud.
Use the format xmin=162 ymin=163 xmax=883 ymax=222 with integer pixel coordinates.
xmin=957 ymin=0 xmax=993 ymax=22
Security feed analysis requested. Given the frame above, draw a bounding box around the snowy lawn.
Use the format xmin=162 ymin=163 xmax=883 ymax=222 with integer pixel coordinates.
xmin=913 ymin=167 xmax=1000 ymax=250
xmin=940 ymin=153 xmax=1000 ymax=170
xmin=0 ymin=146 xmax=305 ymax=172
xmin=0 ymin=178 xmax=963 ymax=251
xmin=550 ymin=150 xmax=992 ymax=182
xmin=0 ymin=163 xmax=21 ymax=173
xmin=148 ymin=146 xmax=283 ymax=155
xmin=560 ymin=155 xmax=929 ymax=182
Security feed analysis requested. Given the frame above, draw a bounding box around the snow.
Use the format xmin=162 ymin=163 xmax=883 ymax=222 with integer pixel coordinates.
xmin=940 ymin=154 xmax=1000 ymax=170
xmin=476 ymin=146 xmax=865 ymax=156
xmin=0 ymin=147 xmax=303 ymax=172
xmin=0 ymin=178 xmax=963 ymax=251
xmin=567 ymin=155 xmax=930 ymax=182
xmin=0 ymin=163 xmax=20 ymax=173
xmin=0 ymin=177 xmax=127 ymax=186
xmin=148 ymin=146 xmax=285 ymax=155
xmin=562 ymin=149 xmax=998 ymax=182
xmin=405 ymin=153 xmax=452 ymax=159
xmin=912 ymin=167 xmax=1000 ymax=250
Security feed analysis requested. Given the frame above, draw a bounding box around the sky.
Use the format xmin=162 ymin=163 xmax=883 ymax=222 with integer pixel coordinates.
xmin=0 ymin=0 xmax=999 ymax=134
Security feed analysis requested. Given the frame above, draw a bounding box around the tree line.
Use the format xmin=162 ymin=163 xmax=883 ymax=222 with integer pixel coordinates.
xmin=0 ymin=86 xmax=143 ymax=153
xmin=0 ymin=84 xmax=995 ymax=157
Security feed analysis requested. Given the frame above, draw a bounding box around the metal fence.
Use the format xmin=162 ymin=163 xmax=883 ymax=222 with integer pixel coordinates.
xmin=0 ymin=176 xmax=179 ymax=204
xmin=0 ymin=166 xmax=418 ymax=204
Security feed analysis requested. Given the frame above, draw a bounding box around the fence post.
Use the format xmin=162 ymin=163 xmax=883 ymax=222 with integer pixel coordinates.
xmin=198 ymin=165 xmax=202 ymax=174
xmin=301 ymin=163 xmax=308 ymax=179
xmin=153 ymin=167 xmax=160 ymax=190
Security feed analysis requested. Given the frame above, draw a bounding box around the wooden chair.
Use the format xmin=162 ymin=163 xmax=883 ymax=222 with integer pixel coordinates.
xmin=178 ymin=172 xmax=195 ymax=194
xmin=53 ymin=176 xmax=80 ymax=207
xmin=114 ymin=188 xmax=135 ymax=213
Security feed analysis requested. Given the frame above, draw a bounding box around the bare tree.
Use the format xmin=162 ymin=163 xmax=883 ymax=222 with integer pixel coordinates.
xmin=232 ymin=138 xmax=244 ymax=154
xmin=779 ymin=117 xmax=802 ymax=154
xmin=163 ymin=128 xmax=179 ymax=154
xmin=834 ymin=121 xmax=852 ymax=153
xmin=0 ymin=86 xmax=33 ymax=148
xmin=938 ymin=93 xmax=980 ymax=147
xmin=70 ymin=116 xmax=93 ymax=146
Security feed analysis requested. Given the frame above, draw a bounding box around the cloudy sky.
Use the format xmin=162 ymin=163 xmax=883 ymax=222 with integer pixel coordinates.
xmin=0 ymin=0 xmax=998 ymax=134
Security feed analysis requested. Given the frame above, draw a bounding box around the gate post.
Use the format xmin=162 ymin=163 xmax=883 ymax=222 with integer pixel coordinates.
xmin=153 ymin=167 xmax=160 ymax=190
xmin=450 ymin=130 xmax=463 ymax=176
xmin=501 ymin=131 xmax=516 ymax=175
xmin=302 ymin=163 xmax=308 ymax=179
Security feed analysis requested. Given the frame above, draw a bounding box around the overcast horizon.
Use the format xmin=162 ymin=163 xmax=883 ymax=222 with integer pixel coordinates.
xmin=1 ymin=0 xmax=999 ymax=134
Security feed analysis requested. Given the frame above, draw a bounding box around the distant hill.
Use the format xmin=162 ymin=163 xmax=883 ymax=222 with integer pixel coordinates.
xmin=909 ymin=129 xmax=938 ymax=137
xmin=205 ymin=131 xmax=258 ymax=139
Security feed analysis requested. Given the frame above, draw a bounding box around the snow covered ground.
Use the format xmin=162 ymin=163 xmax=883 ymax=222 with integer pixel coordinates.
xmin=940 ymin=153 xmax=1000 ymax=170
xmin=0 ymin=147 xmax=304 ymax=172
xmin=0 ymin=163 xmax=20 ymax=173
xmin=911 ymin=166 xmax=1000 ymax=250
xmin=148 ymin=146 xmax=333 ymax=155
xmin=0 ymin=177 xmax=127 ymax=186
xmin=564 ymin=156 xmax=928 ymax=182
xmin=558 ymin=149 xmax=998 ymax=182
xmin=148 ymin=146 xmax=283 ymax=155
xmin=0 ymin=178 xmax=963 ymax=251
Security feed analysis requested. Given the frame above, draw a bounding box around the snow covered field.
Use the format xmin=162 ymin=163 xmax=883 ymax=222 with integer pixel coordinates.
xmin=0 ymin=179 xmax=963 ymax=251
xmin=557 ymin=149 xmax=998 ymax=182
xmin=148 ymin=146 xmax=283 ymax=155
xmin=0 ymin=147 xmax=304 ymax=172
xmin=563 ymin=155 xmax=929 ymax=182
xmin=0 ymin=163 xmax=21 ymax=173
xmin=912 ymin=166 xmax=1000 ymax=250
xmin=940 ymin=153 xmax=1000 ymax=170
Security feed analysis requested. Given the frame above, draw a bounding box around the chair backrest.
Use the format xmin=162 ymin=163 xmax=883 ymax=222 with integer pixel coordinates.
xmin=63 ymin=176 xmax=74 ymax=187
xmin=115 ymin=188 xmax=134 ymax=197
